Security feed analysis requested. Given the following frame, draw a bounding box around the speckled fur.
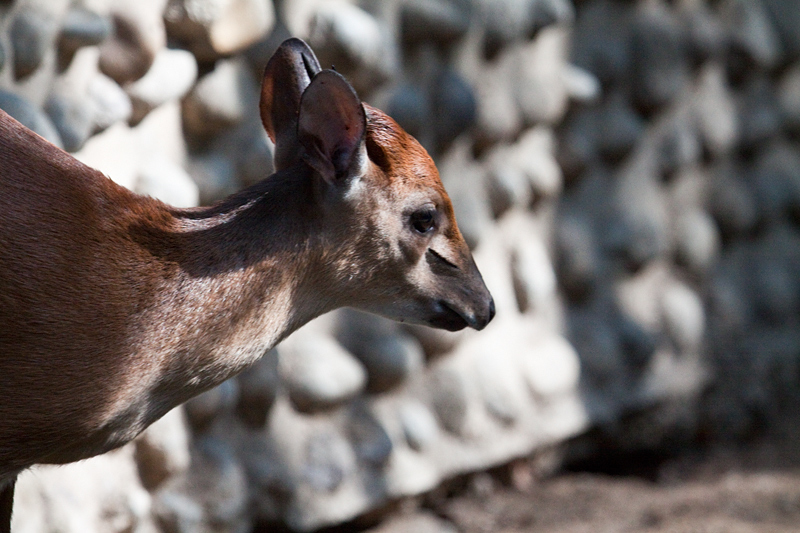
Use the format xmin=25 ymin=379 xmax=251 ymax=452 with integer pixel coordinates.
xmin=0 ymin=38 xmax=493 ymax=530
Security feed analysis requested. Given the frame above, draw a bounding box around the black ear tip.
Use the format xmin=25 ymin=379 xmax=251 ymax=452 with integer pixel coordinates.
xmin=301 ymin=53 xmax=319 ymax=80
xmin=266 ymin=38 xmax=320 ymax=76
xmin=278 ymin=38 xmax=320 ymax=67
xmin=261 ymin=38 xmax=323 ymax=170
xmin=308 ymin=70 xmax=359 ymax=97
xmin=280 ymin=37 xmax=312 ymax=53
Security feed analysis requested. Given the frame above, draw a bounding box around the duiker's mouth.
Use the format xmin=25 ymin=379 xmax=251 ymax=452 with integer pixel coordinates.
xmin=427 ymin=300 xmax=470 ymax=331
xmin=428 ymin=297 xmax=496 ymax=332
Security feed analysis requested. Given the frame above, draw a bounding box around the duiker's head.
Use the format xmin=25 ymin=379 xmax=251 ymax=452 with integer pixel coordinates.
xmin=260 ymin=39 xmax=494 ymax=331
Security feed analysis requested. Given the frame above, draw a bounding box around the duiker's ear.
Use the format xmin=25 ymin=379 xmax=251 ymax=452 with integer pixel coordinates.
xmin=297 ymin=70 xmax=366 ymax=185
xmin=260 ymin=38 xmax=321 ymax=170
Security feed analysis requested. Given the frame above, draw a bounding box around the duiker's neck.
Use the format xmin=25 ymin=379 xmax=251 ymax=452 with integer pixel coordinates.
xmin=127 ymin=166 xmax=335 ymax=393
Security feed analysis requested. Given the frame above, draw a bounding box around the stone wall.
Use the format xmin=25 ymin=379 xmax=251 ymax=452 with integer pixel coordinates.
xmin=2 ymin=0 xmax=798 ymax=532
xmin=557 ymin=0 xmax=800 ymax=455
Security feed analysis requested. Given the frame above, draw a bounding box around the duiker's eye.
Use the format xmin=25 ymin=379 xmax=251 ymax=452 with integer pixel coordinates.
xmin=410 ymin=208 xmax=436 ymax=234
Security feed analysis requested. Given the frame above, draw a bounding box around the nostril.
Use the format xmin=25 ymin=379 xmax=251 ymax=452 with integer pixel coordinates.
xmin=488 ymin=298 xmax=496 ymax=322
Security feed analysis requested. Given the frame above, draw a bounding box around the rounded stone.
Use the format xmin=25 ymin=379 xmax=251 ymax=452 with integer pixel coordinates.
xmin=694 ymin=64 xmax=738 ymax=158
xmin=10 ymin=8 xmax=60 ymax=80
xmin=45 ymin=43 xmax=99 ymax=150
xmin=281 ymin=335 xmax=366 ymax=413
xmin=347 ymin=409 xmax=393 ymax=467
xmin=187 ymin=152 xmax=240 ymax=205
xmin=186 ymin=436 xmax=249 ymax=528
xmin=554 ymin=214 xmax=599 ymax=303
xmin=471 ymin=55 xmax=524 ymax=148
xmin=597 ymin=92 xmax=645 ymax=163
xmin=58 ymin=7 xmax=112 ymax=64
xmin=401 ymin=323 xmax=461 ymax=359
xmin=685 ymin=2 xmax=726 ymax=65
xmin=87 ymin=73 xmax=132 ymax=130
xmin=561 ymin=63 xmax=600 ymax=104
xmin=438 ymin=143 xmax=492 ymax=250
xmin=524 ymin=336 xmax=581 ymax=398
xmin=675 ymin=209 xmax=721 ymax=274
xmin=567 ymin=310 xmax=623 ymax=390
xmin=385 ymin=83 xmax=431 ymax=142
xmin=183 ymin=379 xmax=238 ymax=431
xmin=208 ymin=118 xmax=275 ymax=189
xmin=531 ymin=0 xmax=575 ymax=34
xmin=399 ymin=400 xmax=440 ymax=452
xmin=302 ymin=431 xmax=354 ymax=492
xmin=659 ymin=121 xmax=702 ymax=179
xmin=485 ymin=154 xmax=531 ymax=219
xmin=98 ymin=0 xmax=166 ymax=85
xmin=182 ymin=57 xmax=258 ymax=141
xmin=707 ymin=271 xmax=751 ymax=336
xmin=570 ymin=0 xmax=632 ymax=88
xmin=152 ymin=491 xmax=204 ymax=533
xmin=135 ymin=156 xmax=199 ymax=208
xmin=521 ymin=128 xmax=563 ymax=200
xmin=46 ymin=63 xmax=132 ymax=152
xmin=61 ymin=6 xmax=112 ymax=45
xmin=13 ymin=449 xmax=154 ymax=533
xmin=0 ymin=90 xmax=63 ymax=148
xmin=245 ymin=447 xmax=295 ymax=510
xmin=235 ymin=349 xmax=280 ymax=429
xmin=617 ymin=316 xmax=657 ymax=374
xmin=164 ymin=0 xmax=275 ymax=61
xmin=44 ymin=92 xmax=94 ymax=152
xmin=556 ymin=108 xmax=600 ymax=181
xmin=738 ymin=77 xmax=782 ymax=152
xmin=126 ymin=47 xmax=198 ymax=125
xmin=751 ymin=262 xmax=797 ymax=325
xmin=510 ymin=237 xmax=557 ymax=314
xmin=207 ymin=0 xmax=275 ymax=56
xmin=661 ymin=282 xmax=705 ymax=353
xmin=778 ymin=64 xmax=800 ymax=133
xmin=762 ymin=0 xmax=800 ymax=60
xmin=373 ymin=335 xmax=425 ymax=392
xmin=429 ymin=367 xmax=469 ymax=435
xmin=709 ymin=165 xmax=758 ymax=239
xmin=307 ymin=2 xmax=393 ymax=95
xmin=512 ymin=28 xmax=570 ymax=125
xmin=630 ymin=4 xmax=687 ymax=112
xmin=400 ymin=0 xmax=471 ymax=50
xmin=604 ymin=215 xmax=663 ymax=272
xmin=336 ymin=310 xmax=424 ymax=393
xmin=479 ymin=0 xmax=534 ymax=57
xmin=605 ymin=172 xmax=669 ymax=272
xmin=134 ymin=407 xmax=191 ymax=491
xmin=477 ymin=352 xmax=527 ymax=425
xmin=723 ymin=0 xmax=783 ymax=71
xmin=749 ymin=143 xmax=800 ymax=223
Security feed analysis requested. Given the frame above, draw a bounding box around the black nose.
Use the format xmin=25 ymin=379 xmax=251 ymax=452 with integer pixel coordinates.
xmin=468 ymin=296 xmax=495 ymax=331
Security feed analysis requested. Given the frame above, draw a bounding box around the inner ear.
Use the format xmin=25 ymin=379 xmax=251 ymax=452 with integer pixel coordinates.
xmin=297 ymin=70 xmax=366 ymax=185
xmin=366 ymin=135 xmax=391 ymax=171
xmin=259 ymin=38 xmax=321 ymax=170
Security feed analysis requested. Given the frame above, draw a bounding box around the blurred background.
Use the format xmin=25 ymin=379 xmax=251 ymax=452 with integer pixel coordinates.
xmin=1 ymin=0 xmax=799 ymax=531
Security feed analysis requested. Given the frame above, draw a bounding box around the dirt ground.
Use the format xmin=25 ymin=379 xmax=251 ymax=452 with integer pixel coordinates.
xmin=353 ymin=433 xmax=800 ymax=533
xmin=264 ymin=433 xmax=800 ymax=533
xmin=437 ymin=468 xmax=800 ymax=532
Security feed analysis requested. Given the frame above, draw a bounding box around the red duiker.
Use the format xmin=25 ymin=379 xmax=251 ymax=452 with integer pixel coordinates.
xmin=0 ymin=38 xmax=493 ymax=530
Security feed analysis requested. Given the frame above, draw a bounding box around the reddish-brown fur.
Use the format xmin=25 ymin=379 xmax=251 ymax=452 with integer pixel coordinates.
xmin=0 ymin=39 xmax=493 ymax=530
